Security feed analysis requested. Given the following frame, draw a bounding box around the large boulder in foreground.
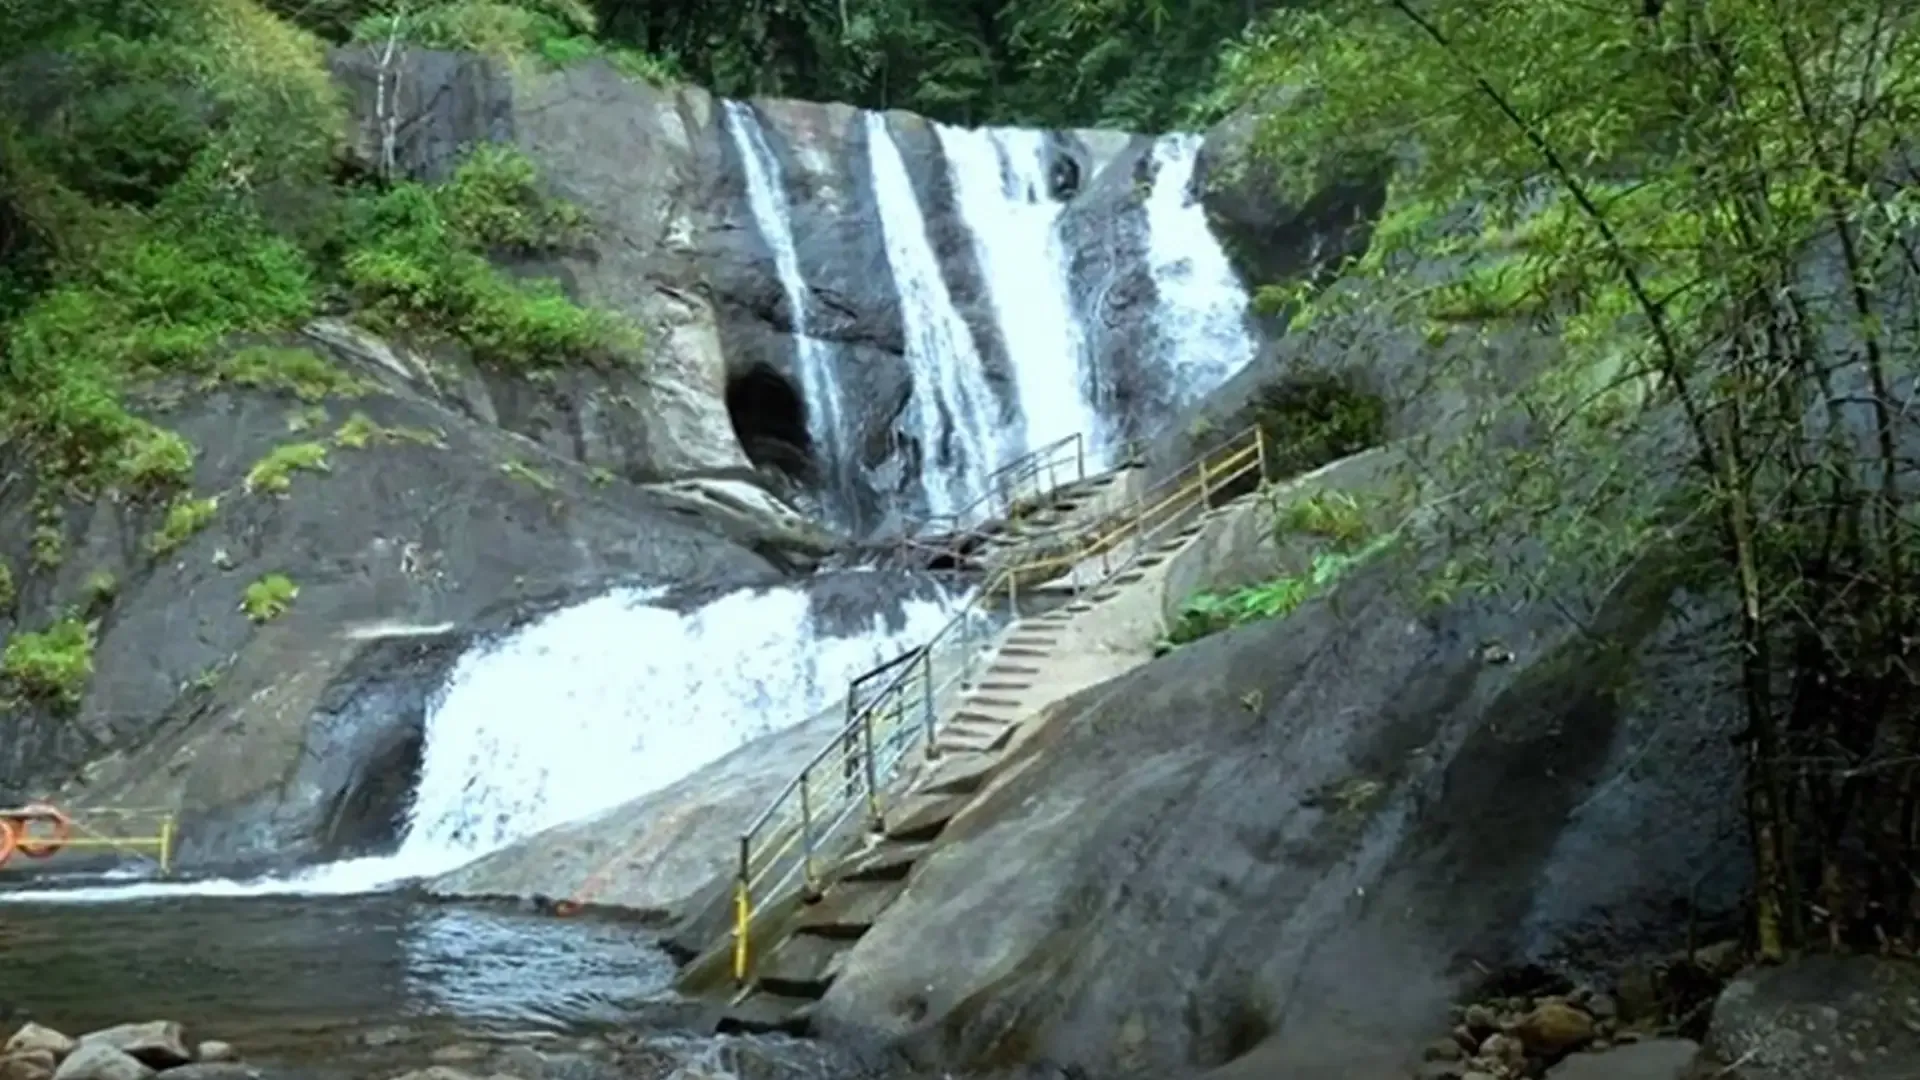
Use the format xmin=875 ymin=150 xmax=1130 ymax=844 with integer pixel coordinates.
xmin=811 ymin=549 xmax=1747 ymax=1079
xmin=1707 ymin=955 xmax=1920 ymax=1079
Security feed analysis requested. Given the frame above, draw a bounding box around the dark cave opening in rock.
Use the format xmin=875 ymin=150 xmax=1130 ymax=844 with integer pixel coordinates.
xmin=726 ymin=363 xmax=816 ymax=484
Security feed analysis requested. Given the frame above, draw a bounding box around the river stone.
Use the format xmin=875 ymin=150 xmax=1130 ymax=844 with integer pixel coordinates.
xmin=1515 ymin=1000 xmax=1596 ymax=1056
xmin=4 ymin=1028 xmax=71 ymax=1060
xmin=0 ymin=1050 xmax=56 ymax=1080
xmin=49 ymin=1045 xmax=152 ymax=1080
xmin=74 ymin=1025 xmax=187 ymax=1071
xmin=1544 ymin=1039 xmax=1700 ymax=1079
xmin=192 ymin=1043 xmax=235 ymax=1064
xmin=1707 ymin=955 xmax=1920 ymax=1079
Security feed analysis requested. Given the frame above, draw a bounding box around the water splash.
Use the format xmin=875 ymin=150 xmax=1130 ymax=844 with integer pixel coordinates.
xmin=725 ymin=101 xmax=858 ymax=523
xmin=1 ymin=583 xmax=956 ymax=904
xmin=865 ymin=113 xmax=1010 ymax=517
xmin=1144 ymin=133 xmax=1257 ymax=409
xmin=939 ymin=124 xmax=1105 ymax=472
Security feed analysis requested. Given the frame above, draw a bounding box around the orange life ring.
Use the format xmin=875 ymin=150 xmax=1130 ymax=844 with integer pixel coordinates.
xmin=0 ymin=818 xmax=16 ymax=868
xmin=13 ymin=804 xmax=70 ymax=859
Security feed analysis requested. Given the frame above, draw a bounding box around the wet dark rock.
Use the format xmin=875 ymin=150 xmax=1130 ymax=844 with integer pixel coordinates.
xmin=1193 ymin=101 xmax=1387 ymax=315
xmin=1 ymin=361 xmax=778 ymax=870
xmin=812 ymin=542 xmax=1746 ymax=1078
xmin=1545 ymin=1039 xmax=1699 ymax=1080
xmin=1057 ymin=137 xmax=1161 ymax=446
xmin=1707 ymin=955 xmax=1920 ymax=1079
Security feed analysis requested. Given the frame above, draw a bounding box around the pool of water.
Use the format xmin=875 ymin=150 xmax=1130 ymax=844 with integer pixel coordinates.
xmin=0 ymin=889 xmax=684 ymax=1075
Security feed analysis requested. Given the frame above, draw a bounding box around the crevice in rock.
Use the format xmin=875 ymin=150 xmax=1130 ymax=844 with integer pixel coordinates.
xmin=726 ymin=362 xmax=816 ymax=486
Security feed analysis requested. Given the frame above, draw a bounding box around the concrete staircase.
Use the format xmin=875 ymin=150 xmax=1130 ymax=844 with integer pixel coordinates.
xmin=711 ymin=493 xmax=1254 ymax=1036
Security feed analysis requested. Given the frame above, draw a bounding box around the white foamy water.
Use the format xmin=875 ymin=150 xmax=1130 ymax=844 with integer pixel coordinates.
xmin=1145 ymin=133 xmax=1257 ymax=408
xmin=939 ymin=124 xmax=1106 ymax=473
xmin=1 ymin=582 xmax=955 ymax=904
xmin=866 ymin=112 xmax=1011 ymax=518
xmin=724 ymin=101 xmax=858 ymax=523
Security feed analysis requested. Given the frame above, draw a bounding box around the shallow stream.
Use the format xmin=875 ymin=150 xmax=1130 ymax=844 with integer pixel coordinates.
xmin=0 ymin=888 xmax=783 ymax=1079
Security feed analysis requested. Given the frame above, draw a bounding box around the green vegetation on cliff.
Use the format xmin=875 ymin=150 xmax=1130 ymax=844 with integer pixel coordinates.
xmin=0 ymin=1 xmax=634 ymax=497
xmin=265 ymin=0 xmax=1261 ymax=129
xmin=1216 ymin=0 xmax=1920 ymax=957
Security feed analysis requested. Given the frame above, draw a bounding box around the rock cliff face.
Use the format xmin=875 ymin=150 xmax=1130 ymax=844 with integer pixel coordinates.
xmin=811 ymin=551 xmax=1747 ymax=1080
xmin=2 ymin=49 xmax=1295 ymax=873
xmin=326 ymin=48 xmax=1235 ymax=531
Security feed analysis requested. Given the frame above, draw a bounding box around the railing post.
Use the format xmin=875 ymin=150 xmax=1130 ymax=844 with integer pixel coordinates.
xmin=1075 ymin=433 xmax=1086 ymax=483
xmin=1198 ymin=454 xmax=1213 ymax=508
xmin=158 ymin=815 xmax=174 ymax=875
xmin=1254 ymin=427 xmax=1270 ymax=485
xmin=862 ymin=706 xmax=883 ymax=832
xmin=921 ymin=650 xmax=938 ymax=757
xmin=799 ymin=766 xmax=819 ymax=896
xmin=733 ymin=837 xmax=752 ymax=984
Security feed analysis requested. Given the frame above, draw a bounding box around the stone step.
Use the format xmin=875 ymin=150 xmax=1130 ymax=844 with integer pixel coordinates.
xmin=951 ymin=706 xmax=1020 ymax=726
xmin=987 ymin=664 xmax=1041 ymax=676
xmin=883 ymin=792 xmax=972 ymax=842
xmin=967 ymin=695 xmax=1024 ymax=710
xmin=999 ymin=646 xmax=1050 ymax=659
xmin=716 ymin=992 xmax=815 ymax=1036
xmin=836 ymin=841 xmax=931 ymax=883
xmin=795 ymin=880 xmax=905 ymax=939
xmin=917 ymin=752 xmax=1001 ymax=796
xmin=977 ymin=680 xmax=1031 ymax=692
xmin=939 ymin=724 xmax=1015 ymax=755
xmin=756 ymin=931 xmax=849 ymax=999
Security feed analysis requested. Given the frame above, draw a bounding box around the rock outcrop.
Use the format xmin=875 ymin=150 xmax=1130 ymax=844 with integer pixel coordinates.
xmin=804 ymin=546 xmax=1747 ymax=1079
xmin=0 ymin=328 xmax=782 ymax=869
xmin=326 ymin=49 xmax=1170 ymax=532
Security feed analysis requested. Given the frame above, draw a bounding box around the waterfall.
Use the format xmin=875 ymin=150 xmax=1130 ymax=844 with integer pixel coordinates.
xmin=1144 ymin=133 xmax=1256 ymax=410
xmin=864 ymin=113 xmax=1011 ymax=519
xmin=2 ymin=583 xmax=956 ymax=903
xmin=724 ymin=102 xmax=857 ymax=521
xmin=938 ymin=125 xmax=1105 ymax=473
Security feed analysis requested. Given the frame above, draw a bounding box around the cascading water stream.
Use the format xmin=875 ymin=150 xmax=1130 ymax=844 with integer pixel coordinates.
xmin=1 ymin=583 xmax=956 ymax=904
xmin=937 ymin=125 xmax=1105 ymax=472
xmin=1144 ymin=133 xmax=1257 ymax=409
xmin=724 ymin=102 xmax=858 ymax=521
xmin=864 ymin=113 xmax=1011 ymax=518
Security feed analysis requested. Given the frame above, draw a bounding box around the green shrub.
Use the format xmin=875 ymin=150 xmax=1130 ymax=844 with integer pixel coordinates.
xmin=149 ymin=493 xmax=220 ymax=556
xmin=1274 ymin=490 xmax=1370 ymax=549
xmin=244 ymin=441 xmax=331 ymax=495
xmin=1251 ymin=374 xmax=1387 ymax=482
xmin=1157 ymin=534 xmax=1397 ymax=653
xmin=242 ymin=572 xmax=298 ymax=621
xmin=346 ymin=0 xmax=678 ymax=84
xmin=0 ymin=562 xmax=14 ymax=610
xmin=215 ymin=344 xmax=368 ymax=402
xmin=82 ymin=569 xmax=118 ymax=611
xmin=0 ymin=0 xmax=337 ymax=493
xmin=338 ymin=145 xmax=641 ymax=371
xmin=2 ymin=614 xmax=96 ymax=711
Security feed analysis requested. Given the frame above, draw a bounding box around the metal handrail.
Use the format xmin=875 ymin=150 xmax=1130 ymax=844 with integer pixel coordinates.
xmin=727 ymin=425 xmax=1270 ymax=983
xmin=904 ymin=433 xmax=1090 ymax=556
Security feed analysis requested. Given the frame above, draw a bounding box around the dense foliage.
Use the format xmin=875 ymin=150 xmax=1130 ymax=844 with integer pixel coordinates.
xmin=267 ymin=0 xmax=1274 ymax=129
xmin=1217 ymin=0 xmax=1920 ymax=957
xmin=0 ymin=0 xmax=640 ymax=710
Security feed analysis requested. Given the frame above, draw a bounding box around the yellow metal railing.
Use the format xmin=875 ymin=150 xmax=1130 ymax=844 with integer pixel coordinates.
xmin=903 ymin=432 xmax=1094 ymax=566
xmin=0 ymin=804 xmax=176 ymax=874
xmin=726 ymin=425 xmax=1271 ymax=983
